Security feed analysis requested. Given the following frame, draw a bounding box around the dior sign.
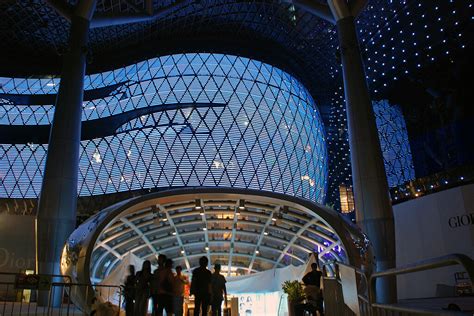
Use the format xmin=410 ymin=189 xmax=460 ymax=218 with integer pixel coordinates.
xmin=0 ymin=247 xmax=35 ymax=270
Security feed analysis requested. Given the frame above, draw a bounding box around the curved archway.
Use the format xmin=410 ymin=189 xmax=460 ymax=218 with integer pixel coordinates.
xmin=61 ymin=187 xmax=372 ymax=312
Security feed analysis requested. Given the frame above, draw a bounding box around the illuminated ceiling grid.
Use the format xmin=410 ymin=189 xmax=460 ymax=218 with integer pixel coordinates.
xmin=90 ymin=197 xmax=345 ymax=281
xmin=0 ymin=54 xmax=327 ymax=202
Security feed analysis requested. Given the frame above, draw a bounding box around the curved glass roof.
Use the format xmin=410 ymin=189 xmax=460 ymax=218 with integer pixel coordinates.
xmin=88 ymin=192 xmax=347 ymax=282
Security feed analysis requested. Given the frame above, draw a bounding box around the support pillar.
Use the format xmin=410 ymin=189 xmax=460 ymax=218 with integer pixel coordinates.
xmin=335 ymin=15 xmax=397 ymax=303
xmin=36 ymin=2 xmax=94 ymax=305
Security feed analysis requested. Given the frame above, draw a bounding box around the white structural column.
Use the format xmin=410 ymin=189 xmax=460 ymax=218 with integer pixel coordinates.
xmin=247 ymin=206 xmax=278 ymax=273
xmin=328 ymin=0 xmax=396 ymax=303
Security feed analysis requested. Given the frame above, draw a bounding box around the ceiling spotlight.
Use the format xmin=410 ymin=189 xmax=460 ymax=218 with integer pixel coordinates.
xmin=255 ymin=250 xmax=260 ymax=254
xmin=263 ymin=231 xmax=268 ymax=236
xmin=172 ymin=232 xmax=177 ymax=235
xmin=205 ymin=246 xmax=209 ymax=251
xmin=195 ymin=199 xmax=202 ymax=210
xmin=180 ymin=250 xmax=185 ymax=254
xmin=238 ymin=200 xmax=245 ymax=210
xmin=203 ymin=227 xmax=207 ymax=231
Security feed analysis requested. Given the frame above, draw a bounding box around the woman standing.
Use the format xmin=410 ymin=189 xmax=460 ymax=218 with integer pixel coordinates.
xmin=135 ymin=260 xmax=152 ymax=316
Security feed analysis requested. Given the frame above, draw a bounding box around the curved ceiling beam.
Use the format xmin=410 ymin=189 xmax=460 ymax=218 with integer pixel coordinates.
xmin=91 ymin=236 xmax=309 ymax=280
xmin=0 ymin=102 xmax=226 ymax=144
xmin=90 ymin=0 xmax=188 ymax=29
xmin=120 ymin=239 xmax=306 ymax=265
xmin=247 ymin=206 xmax=277 ymax=273
xmin=96 ymin=218 xmax=338 ymax=260
xmin=101 ymin=213 xmax=336 ymax=247
xmin=46 ymin=0 xmax=188 ymax=28
xmin=98 ymin=249 xmax=281 ymax=280
xmin=200 ymin=199 xmax=211 ymax=265
xmin=159 ymin=204 xmax=191 ymax=271
xmin=274 ymin=218 xmax=318 ymax=268
xmin=120 ymin=217 xmax=157 ymax=255
xmin=227 ymin=202 xmax=240 ymax=277
xmin=120 ymin=230 xmax=322 ymax=261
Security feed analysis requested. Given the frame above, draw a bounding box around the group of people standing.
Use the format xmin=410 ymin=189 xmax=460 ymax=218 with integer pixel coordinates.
xmin=123 ymin=255 xmax=227 ymax=316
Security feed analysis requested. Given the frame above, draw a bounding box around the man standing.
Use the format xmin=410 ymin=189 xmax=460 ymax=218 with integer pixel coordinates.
xmin=191 ymin=256 xmax=212 ymax=316
xmin=123 ymin=265 xmax=136 ymax=316
xmin=173 ymin=265 xmax=189 ymax=316
xmin=151 ymin=254 xmax=167 ymax=315
xmin=210 ymin=263 xmax=227 ymax=316
xmin=302 ymin=262 xmax=324 ymax=316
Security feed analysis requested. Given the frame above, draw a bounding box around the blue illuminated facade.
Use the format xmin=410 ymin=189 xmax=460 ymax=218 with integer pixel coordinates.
xmin=0 ymin=53 xmax=328 ymax=202
xmin=373 ymin=100 xmax=415 ymax=187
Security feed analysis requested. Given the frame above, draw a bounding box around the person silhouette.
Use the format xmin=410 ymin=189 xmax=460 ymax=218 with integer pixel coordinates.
xmin=302 ymin=262 xmax=324 ymax=316
xmin=135 ymin=260 xmax=152 ymax=316
xmin=210 ymin=263 xmax=227 ymax=316
xmin=172 ymin=265 xmax=189 ymax=316
xmin=123 ymin=265 xmax=136 ymax=316
xmin=151 ymin=254 xmax=167 ymax=315
xmin=191 ymin=256 xmax=212 ymax=316
xmin=154 ymin=258 xmax=175 ymax=316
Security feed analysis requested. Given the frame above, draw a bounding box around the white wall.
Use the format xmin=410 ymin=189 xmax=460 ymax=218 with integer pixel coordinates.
xmin=393 ymin=184 xmax=474 ymax=299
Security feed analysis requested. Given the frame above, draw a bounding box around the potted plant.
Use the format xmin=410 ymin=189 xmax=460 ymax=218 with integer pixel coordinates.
xmin=282 ymin=280 xmax=305 ymax=316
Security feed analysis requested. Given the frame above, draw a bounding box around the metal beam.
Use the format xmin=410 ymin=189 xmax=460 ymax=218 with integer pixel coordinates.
xmin=120 ymin=217 xmax=157 ymax=255
xmin=227 ymin=202 xmax=240 ymax=277
xmin=200 ymin=199 xmax=211 ymax=265
xmin=90 ymin=0 xmax=188 ymax=29
xmin=247 ymin=206 xmax=278 ymax=273
xmin=274 ymin=218 xmax=318 ymax=267
xmin=159 ymin=204 xmax=191 ymax=271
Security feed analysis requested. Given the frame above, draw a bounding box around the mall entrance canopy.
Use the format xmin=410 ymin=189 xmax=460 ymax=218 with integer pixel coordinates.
xmin=60 ymin=187 xmax=372 ymax=312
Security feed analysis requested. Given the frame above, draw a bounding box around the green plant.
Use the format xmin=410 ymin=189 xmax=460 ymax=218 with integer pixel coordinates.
xmin=282 ymin=280 xmax=305 ymax=302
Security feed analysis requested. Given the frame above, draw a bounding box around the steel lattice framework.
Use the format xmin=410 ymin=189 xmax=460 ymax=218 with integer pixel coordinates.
xmin=373 ymin=100 xmax=415 ymax=188
xmin=60 ymin=189 xmax=359 ymax=284
xmin=0 ymin=53 xmax=328 ymax=202
xmin=90 ymin=196 xmax=343 ymax=280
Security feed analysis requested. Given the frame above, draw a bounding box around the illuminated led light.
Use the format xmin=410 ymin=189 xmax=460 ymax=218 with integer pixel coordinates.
xmin=195 ymin=199 xmax=202 ymax=210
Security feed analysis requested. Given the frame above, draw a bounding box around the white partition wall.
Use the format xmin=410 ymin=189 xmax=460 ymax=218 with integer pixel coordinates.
xmin=393 ymin=184 xmax=474 ymax=299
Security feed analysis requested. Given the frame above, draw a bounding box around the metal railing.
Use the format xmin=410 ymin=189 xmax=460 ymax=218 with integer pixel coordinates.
xmin=0 ymin=272 xmax=123 ymax=315
xmin=324 ymin=254 xmax=474 ymax=316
